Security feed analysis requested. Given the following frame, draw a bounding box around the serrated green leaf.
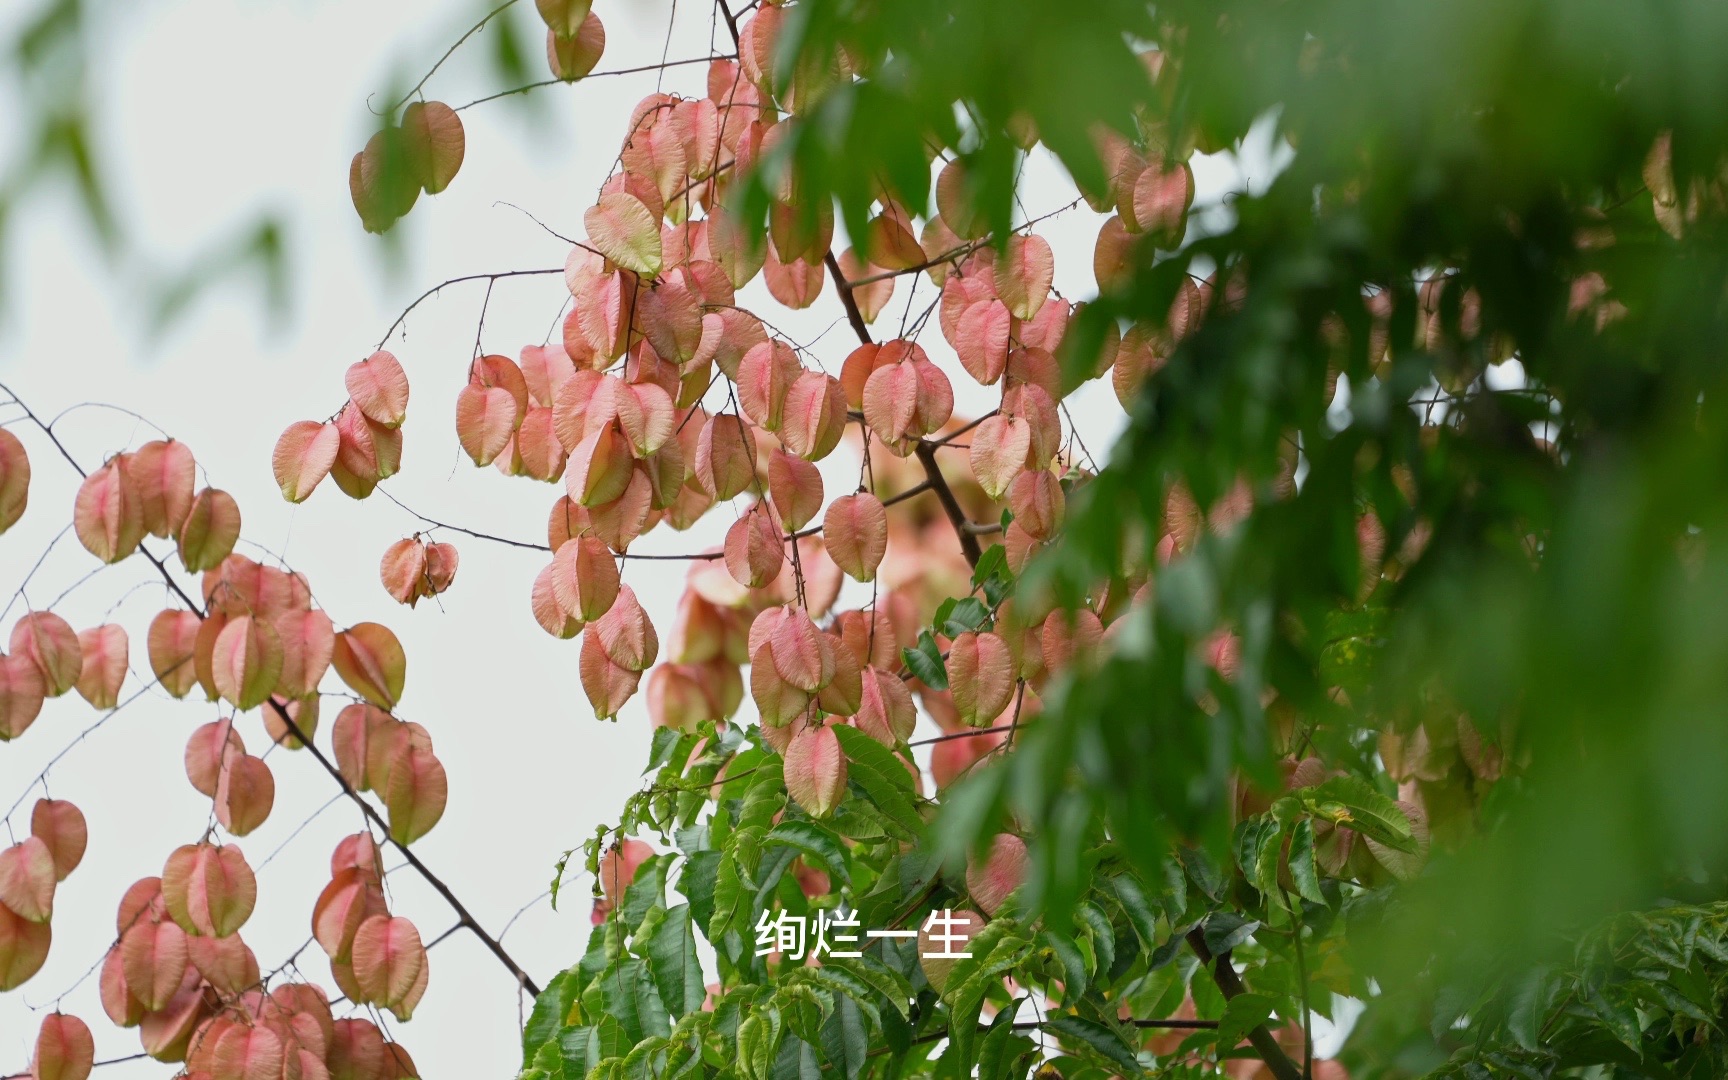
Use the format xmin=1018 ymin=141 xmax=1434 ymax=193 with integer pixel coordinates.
xmin=739 ymin=1010 xmax=783 ymax=1080
xmin=832 ymin=724 xmax=924 ymax=841
xmin=1202 ymin=912 xmax=1259 ymax=956
xmin=530 ymin=1035 xmax=568 ymax=1080
xmin=1253 ymin=820 xmax=1288 ymax=901
xmin=820 ymin=994 xmax=871 ymax=1080
xmin=751 ymin=845 xmax=800 ymax=919
xmin=793 ymin=966 xmax=881 ymax=1029
xmin=771 ymin=1036 xmax=822 ymax=1080
xmin=1303 ymin=776 xmax=1416 ymax=854
xmin=1042 ymin=1014 xmax=1142 ymax=1074
xmin=638 ymin=903 xmax=706 ymax=1019
xmin=522 ymin=969 xmax=576 ymax=1063
xmin=1288 ymin=820 xmax=1324 ymax=905
xmin=766 ymin=820 xmax=852 ymax=888
xmin=739 ymin=759 xmax=789 ymax=831
xmin=1076 ymin=901 xmax=1116 ymax=976
xmin=1041 ymin=930 xmax=1090 ymax=1001
xmin=590 ymin=957 xmax=670 ymax=1043
xmin=971 ymin=544 xmax=1007 ymax=590
xmin=680 ymin=849 xmax=721 ymax=933
xmin=947 ymin=972 xmax=992 ymax=1066
xmin=977 ymin=1020 xmax=1036 ymax=1080
xmin=941 ymin=921 xmax=1033 ymax=1007
xmin=821 ymin=953 xmax=915 ymax=1019
xmin=1108 ymin=874 xmax=1162 ymax=954
xmin=1177 ymin=845 xmax=1225 ymax=904
xmin=647 ymin=727 xmax=685 ymax=773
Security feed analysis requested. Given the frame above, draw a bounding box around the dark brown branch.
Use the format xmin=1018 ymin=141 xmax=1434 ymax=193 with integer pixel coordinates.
xmin=842 ymin=198 xmax=1086 ymax=289
xmin=0 ymin=381 xmax=205 ymax=616
xmin=916 ymin=440 xmax=982 ymax=567
xmin=822 ymin=255 xmax=982 ymax=569
xmin=717 ymin=0 xmax=742 ymax=47
xmin=404 ymin=476 xmax=938 ymax=561
xmin=1185 ymin=928 xmax=1303 ymax=1080
xmin=928 ymin=410 xmax=997 ymax=447
xmin=264 ymin=696 xmax=542 ymax=997
xmin=824 ymin=250 xmax=873 ymax=345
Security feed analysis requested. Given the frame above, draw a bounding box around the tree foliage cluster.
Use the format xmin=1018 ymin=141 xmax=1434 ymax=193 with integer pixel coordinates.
xmin=5 ymin=1 xmax=1728 ymax=1079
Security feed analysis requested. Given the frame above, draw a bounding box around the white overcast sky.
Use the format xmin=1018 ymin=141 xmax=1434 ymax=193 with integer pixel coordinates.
xmin=0 ymin=1 xmax=1289 ymax=1075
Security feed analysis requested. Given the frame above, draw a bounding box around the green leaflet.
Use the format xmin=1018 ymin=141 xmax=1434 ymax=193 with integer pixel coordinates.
xmin=679 ymin=849 xmax=722 ymax=934
xmin=765 ymin=819 xmax=852 ymax=888
xmin=1287 ymin=820 xmax=1325 ymax=905
xmin=1106 ymin=873 xmax=1162 ymax=954
xmin=1041 ymin=1014 xmax=1142 ymax=1074
xmin=819 ymin=994 xmax=871 ymax=1080
xmin=940 ymin=920 xmax=1033 ymax=1007
xmin=738 ymin=758 xmax=788 ymax=831
xmin=585 ymin=958 xmax=670 ymax=1044
xmin=831 ymin=724 xmax=924 ymax=841
xmin=819 ymin=953 xmax=916 ymax=1019
xmin=976 ymin=1018 xmax=1036 ymax=1080
xmin=637 ymin=904 xmax=706 ymax=1019
xmin=522 ymin=968 xmax=577 ymax=1063
xmin=770 ymin=1037 xmax=823 ymax=1080
xmin=1036 ymin=926 xmax=1078 ymax=1002
xmin=902 ymin=630 xmax=949 ymax=690
xmin=1076 ymin=901 xmax=1116 ymax=978
xmin=935 ymin=596 xmax=993 ymax=637
xmin=739 ymin=1009 xmax=784 ymax=1080
xmin=945 ymin=971 xmax=992 ymax=1067
xmin=1302 ymin=776 xmax=1417 ymax=854
xmin=1253 ymin=819 xmax=1288 ymax=902
xmin=708 ymin=825 xmax=758 ymax=943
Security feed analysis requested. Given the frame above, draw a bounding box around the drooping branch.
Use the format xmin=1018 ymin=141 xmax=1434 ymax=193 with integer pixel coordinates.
xmin=0 ymin=380 xmax=546 ymax=1000
xmin=263 ymin=697 xmax=544 ymax=997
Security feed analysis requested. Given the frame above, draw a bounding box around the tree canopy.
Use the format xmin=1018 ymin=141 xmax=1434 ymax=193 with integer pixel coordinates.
xmin=4 ymin=2 xmax=1728 ymax=1079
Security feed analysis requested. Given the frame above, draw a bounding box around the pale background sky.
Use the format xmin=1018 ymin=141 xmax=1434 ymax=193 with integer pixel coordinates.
xmin=0 ymin=1 xmax=1294 ymax=1074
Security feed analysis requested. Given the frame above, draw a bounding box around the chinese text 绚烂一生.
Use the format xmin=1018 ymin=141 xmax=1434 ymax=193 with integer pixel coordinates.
xmin=754 ymin=907 xmax=974 ymax=962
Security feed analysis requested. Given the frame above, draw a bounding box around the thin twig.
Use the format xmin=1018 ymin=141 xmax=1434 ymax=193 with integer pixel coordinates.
xmin=375 ymin=269 xmax=564 ymax=351
xmin=383 ymin=0 xmax=521 ymax=116
xmin=908 ymin=723 xmax=1013 ymax=748
xmin=453 ymin=56 xmax=732 ymax=112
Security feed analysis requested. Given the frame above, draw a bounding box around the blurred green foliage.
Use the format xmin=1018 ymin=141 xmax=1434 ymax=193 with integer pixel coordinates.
xmin=0 ymin=0 xmax=293 ymax=327
xmin=757 ymin=0 xmax=1728 ymax=1074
